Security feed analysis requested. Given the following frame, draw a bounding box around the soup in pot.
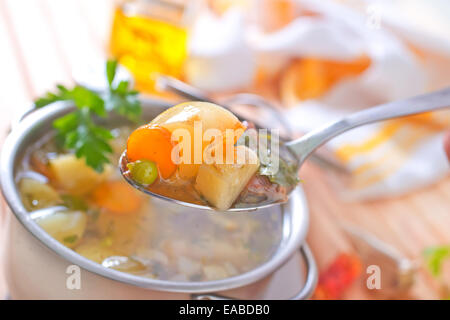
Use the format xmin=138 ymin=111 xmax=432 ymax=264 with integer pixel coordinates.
xmin=16 ymin=125 xmax=283 ymax=282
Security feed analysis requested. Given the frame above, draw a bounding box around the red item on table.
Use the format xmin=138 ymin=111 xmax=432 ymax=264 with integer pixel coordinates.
xmin=313 ymin=253 xmax=362 ymax=300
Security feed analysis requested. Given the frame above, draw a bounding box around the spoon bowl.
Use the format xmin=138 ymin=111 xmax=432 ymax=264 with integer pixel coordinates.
xmin=119 ymin=150 xmax=288 ymax=212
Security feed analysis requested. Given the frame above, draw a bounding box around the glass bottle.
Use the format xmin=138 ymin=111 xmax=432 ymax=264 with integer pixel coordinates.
xmin=109 ymin=0 xmax=195 ymax=93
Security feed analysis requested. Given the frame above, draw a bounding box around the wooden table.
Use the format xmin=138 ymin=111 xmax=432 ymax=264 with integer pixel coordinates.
xmin=0 ymin=0 xmax=449 ymax=300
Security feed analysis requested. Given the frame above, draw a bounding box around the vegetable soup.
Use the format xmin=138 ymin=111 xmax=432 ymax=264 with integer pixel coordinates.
xmin=16 ymin=126 xmax=283 ymax=282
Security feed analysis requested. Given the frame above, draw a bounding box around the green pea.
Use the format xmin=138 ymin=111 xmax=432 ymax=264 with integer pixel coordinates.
xmin=127 ymin=160 xmax=158 ymax=185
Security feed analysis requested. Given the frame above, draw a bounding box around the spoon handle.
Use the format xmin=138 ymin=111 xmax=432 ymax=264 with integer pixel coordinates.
xmin=286 ymin=87 xmax=450 ymax=163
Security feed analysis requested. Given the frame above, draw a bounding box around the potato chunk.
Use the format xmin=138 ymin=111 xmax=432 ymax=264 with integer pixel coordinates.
xmin=150 ymin=102 xmax=246 ymax=180
xmin=49 ymin=154 xmax=111 ymax=195
xmin=36 ymin=210 xmax=87 ymax=248
xmin=195 ymin=146 xmax=259 ymax=210
xmin=151 ymin=101 xmax=244 ymax=134
xmin=19 ymin=178 xmax=61 ymax=211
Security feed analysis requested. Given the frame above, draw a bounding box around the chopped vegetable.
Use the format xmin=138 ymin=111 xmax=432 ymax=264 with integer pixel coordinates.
xmin=92 ymin=180 xmax=143 ymax=215
xmin=127 ymin=160 xmax=158 ymax=185
xmin=30 ymin=152 xmax=54 ymax=180
xmin=126 ymin=124 xmax=176 ymax=179
xmin=36 ymin=210 xmax=87 ymax=248
xmin=149 ymin=101 xmax=246 ymax=180
xmin=126 ymin=101 xmax=247 ymax=184
xmin=49 ymin=154 xmax=111 ymax=195
xmin=19 ymin=178 xmax=61 ymax=211
xmin=35 ymin=60 xmax=141 ymax=172
xmin=195 ymin=146 xmax=260 ymax=211
xmin=150 ymin=101 xmax=245 ymax=135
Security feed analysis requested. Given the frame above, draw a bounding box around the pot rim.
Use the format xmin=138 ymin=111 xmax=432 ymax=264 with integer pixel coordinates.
xmin=1 ymin=99 xmax=309 ymax=293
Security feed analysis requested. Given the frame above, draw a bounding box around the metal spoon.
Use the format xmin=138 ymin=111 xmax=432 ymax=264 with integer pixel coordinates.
xmin=120 ymin=87 xmax=450 ymax=212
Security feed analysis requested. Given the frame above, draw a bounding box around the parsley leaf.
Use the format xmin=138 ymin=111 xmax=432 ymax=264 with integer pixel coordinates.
xmin=104 ymin=60 xmax=141 ymax=122
xmin=36 ymin=84 xmax=106 ymax=116
xmin=260 ymin=156 xmax=300 ymax=187
xmin=238 ymin=131 xmax=300 ymax=188
xmin=34 ymin=60 xmax=141 ymax=172
xmin=35 ymin=84 xmax=72 ymax=108
xmin=53 ymin=106 xmax=113 ymax=172
xmin=106 ymin=60 xmax=118 ymax=87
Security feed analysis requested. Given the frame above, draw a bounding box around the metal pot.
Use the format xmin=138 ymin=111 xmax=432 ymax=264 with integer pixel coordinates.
xmin=1 ymin=98 xmax=317 ymax=299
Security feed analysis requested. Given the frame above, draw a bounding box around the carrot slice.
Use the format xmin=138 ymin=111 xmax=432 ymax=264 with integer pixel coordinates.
xmin=127 ymin=124 xmax=176 ymax=179
xmin=92 ymin=180 xmax=142 ymax=215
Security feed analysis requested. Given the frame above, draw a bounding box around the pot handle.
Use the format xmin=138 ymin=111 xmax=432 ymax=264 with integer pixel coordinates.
xmin=191 ymin=244 xmax=318 ymax=300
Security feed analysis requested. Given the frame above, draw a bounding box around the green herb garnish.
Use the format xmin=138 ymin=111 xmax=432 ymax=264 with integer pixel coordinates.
xmin=35 ymin=60 xmax=141 ymax=172
xmin=260 ymin=156 xmax=300 ymax=188
xmin=104 ymin=60 xmax=141 ymax=122
xmin=63 ymin=234 xmax=78 ymax=244
xmin=424 ymin=246 xmax=450 ymax=277
xmin=239 ymin=131 xmax=300 ymax=188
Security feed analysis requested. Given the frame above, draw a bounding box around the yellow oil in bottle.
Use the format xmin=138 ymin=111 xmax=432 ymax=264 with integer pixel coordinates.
xmin=109 ymin=5 xmax=188 ymax=93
